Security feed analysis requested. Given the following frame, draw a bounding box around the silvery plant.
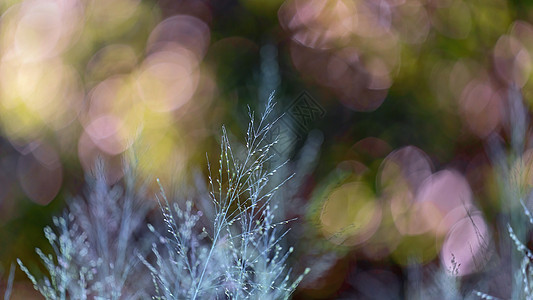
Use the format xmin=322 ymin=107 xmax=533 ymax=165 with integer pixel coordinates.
xmin=473 ymin=87 xmax=533 ymax=300
xmin=409 ymin=87 xmax=533 ymax=300
xmin=17 ymin=159 xmax=153 ymax=300
xmin=13 ymin=96 xmax=307 ymax=299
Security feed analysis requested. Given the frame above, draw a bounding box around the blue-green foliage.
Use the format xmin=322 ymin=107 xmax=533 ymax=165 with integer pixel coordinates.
xmin=15 ymin=98 xmax=307 ymax=299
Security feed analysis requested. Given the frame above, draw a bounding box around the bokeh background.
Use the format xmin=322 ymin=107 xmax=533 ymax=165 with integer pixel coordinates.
xmin=1 ymin=0 xmax=533 ymax=298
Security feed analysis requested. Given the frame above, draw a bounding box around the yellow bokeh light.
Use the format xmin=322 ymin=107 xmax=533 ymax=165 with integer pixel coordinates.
xmin=320 ymin=181 xmax=382 ymax=246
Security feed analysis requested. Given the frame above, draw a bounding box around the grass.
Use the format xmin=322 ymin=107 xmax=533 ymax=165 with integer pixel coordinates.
xmin=17 ymin=159 xmax=153 ymax=299
xmin=140 ymin=93 xmax=308 ymax=299
xmin=14 ymin=94 xmax=307 ymax=299
xmin=411 ymin=86 xmax=533 ymax=300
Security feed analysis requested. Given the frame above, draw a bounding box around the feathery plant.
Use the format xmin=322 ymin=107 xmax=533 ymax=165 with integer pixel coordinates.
xmin=12 ymin=95 xmax=307 ymax=299
xmin=469 ymin=87 xmax=528 ymax=299
xmin=462 ymin=86 xmax=533 ymax=300
xmin=503 ymin=203 xmax=533 ymax=300
xmin=408 ymin=86 xmax=532 ymax=300
xmin=474 ymin=197 xmax=533 ymax=300
xmin=17 ymin=160 xmax=153 ymax=299
xmin=141 ymin=94 xmax=309 ymax=299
